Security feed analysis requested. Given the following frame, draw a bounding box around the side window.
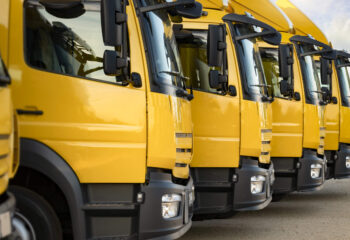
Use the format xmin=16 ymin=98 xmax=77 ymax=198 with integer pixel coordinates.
xmin=24 ymin=1 xmax=128 ymax=83
xmin=260 ymin=48 xmax=283 ymax=98
xmin=177 ymin=30 xmax=224 ymax=94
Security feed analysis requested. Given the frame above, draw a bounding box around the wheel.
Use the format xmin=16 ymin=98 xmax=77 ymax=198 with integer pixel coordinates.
xmin=10 ymin=186 xmax=63 ymax=240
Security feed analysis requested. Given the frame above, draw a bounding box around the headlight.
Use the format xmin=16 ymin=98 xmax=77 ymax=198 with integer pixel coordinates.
xmin=162 ymin=194 xmax=181 ymax=219
xmin=310 ymin=164 xmax=322 ymax=178
xmin=346 ymin=156 xmax=350 ymax=169
xmin=189 ymin=186 xmax=195 ymax=206
xmin=251 ymin=175 xmax=266 ymax=194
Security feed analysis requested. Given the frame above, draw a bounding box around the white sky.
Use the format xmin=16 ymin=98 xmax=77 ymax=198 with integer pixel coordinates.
xmin=290 ymin=0 xmax=350 ymax=51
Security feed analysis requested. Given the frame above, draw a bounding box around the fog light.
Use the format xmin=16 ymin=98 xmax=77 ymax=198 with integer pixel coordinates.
xmin=189 ymin=186 xmax=195 ymax=206
xmin=346 ymin=156 xmax=350 ymax=169
xmin=251 ymin=175 xmax=266 ymax=194
xmin=162 ymin=194 xmax=181 ymax=219
xmin=310 ymin=164 xmax=322 ymax=178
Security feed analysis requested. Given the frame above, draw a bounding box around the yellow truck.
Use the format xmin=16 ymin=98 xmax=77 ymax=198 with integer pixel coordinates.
xmin=229 ymin=0 xmax=329 ymax=197
xmin=0 ymin=0 xmax=203 ymax=239
xmin=327 ymin=50 xmax=350 ymax=178
xmin=275 ymin=0 xmax=350 ymax=180
xmin=174 ymin=0 xmax=279 ymax=219
xmin=0 ymin=52 xmax=18 ymax=238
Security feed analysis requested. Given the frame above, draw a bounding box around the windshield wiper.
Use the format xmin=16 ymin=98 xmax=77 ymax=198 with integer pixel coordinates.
xmin=159 ymin=71 xmax=189 ymax=81
xmin=250 ymin=84 xmax=272 ymax=88
xmin=160 ymin=71 xmax=193 ymax=101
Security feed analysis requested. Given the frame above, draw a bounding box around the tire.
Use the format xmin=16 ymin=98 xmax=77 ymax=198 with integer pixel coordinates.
xmin=10 ymin=185 xmax=63 ymax=240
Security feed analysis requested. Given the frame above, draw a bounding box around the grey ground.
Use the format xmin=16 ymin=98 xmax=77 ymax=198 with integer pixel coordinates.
xmin=180 ymin=179 xmax=350 ymax=240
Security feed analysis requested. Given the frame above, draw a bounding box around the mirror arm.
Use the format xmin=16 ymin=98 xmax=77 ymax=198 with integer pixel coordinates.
xmin=138 ymin=0 xmax=194 ymax=13
xmin=235 ymin=30 xmax=275 ymax=41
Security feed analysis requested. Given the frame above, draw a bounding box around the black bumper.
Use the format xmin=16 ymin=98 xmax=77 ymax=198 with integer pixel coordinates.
xmin=233 ymin=159 xmax=273 ymax=211
xmin=272 ymin=149 xmax=325 ymax=194
xmin=191 ymin=159 xmax=273 ymax=219
xmin=325 ymin=144 xmax=350 ymax=180
xmin=0 ymin=192 xmax=15 ymax=239
xmin=83 ymin=172 xmax=193 ymax=240
xmin=139 ymin=172 xmax=193 ymax=240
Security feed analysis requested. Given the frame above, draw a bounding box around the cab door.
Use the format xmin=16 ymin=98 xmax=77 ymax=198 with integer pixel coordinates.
xmin=260 ymin=45 xmax=304 ymax=157
xmin=9 ymin=0 xmax=147 ymax=183
xmin=178 ymin=23 xmax=240 ymax=168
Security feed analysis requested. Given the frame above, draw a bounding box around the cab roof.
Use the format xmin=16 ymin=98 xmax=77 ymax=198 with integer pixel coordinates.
xmin=276 ymin=0 xmax=329 ymax=44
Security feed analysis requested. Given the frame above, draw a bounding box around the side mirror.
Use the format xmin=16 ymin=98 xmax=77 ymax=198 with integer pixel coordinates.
xmin=279 ymin=44 xmax=294 ymax=79
xmin=262 ymin=31 xmax=282 ymax=46
xmin=101 ymin=0 xmax=126 ymax=47
xmin=209 ymin=70 xmax=227 ymax=89
xmin=332 ymin=96 xmax=338 ymax=104
xmin=279 ymin=79 xmax=290 ymax=96
xmin=174 ymin=2 xmax=203 ymax=19
xmin=321 ymin=58 xmax=332 ymax=85
xmin=207 ymin=24 xmax=226 ymax=67
xmin=103 ymin=51 xmax=128 ymax=76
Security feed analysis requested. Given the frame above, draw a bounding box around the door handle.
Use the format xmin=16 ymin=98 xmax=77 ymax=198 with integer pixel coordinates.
xmin=16 ymin=109 xmax=44 ymax=115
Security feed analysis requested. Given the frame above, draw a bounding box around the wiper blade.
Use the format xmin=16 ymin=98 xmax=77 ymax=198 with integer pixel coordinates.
xmin=139 ymin=0 xmax=194 ymax=13
xmin=250 ymin=84 xmax=272 ymax=88
xmin=159 ymin=71 xmax=189 ymax=81
xmin=311 ymin=90 xmax=324 ymax=94
xmin=337 ymin=63 xmax=350 ymax=68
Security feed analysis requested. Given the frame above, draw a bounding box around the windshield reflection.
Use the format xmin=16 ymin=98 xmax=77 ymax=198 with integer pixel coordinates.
xmin=140 ymin=0 xmax=184 ymax=91
xmin=299 ymin=45 xmax=322 ymax=103
xmin=233 ymin=24 xmax=268 ymax=100
xmin=336 ymin=59 xmax=350 ymax=106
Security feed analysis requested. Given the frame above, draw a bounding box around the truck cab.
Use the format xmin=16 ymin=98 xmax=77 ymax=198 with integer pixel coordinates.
xmin=330 ymin=50 xmax=350 ymax=178
xmin=234 ymin=0 xmax=328 ymax=196
xmin=174 ymin=0 xmax=279 ymax=219
xmin=0 ymin=51 xmax=18 ymax=239
xmin=0 ymin=0 xmax=202 ymax=239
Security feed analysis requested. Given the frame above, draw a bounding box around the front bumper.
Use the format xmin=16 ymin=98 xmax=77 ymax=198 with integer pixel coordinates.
xmin=139 ymin=172 xmax=193 ymax=240
xmin=0 ymin=192 xmax=15 ymax=239
xmin=190 ymin=159 xmax=273 ymax=219
xmin=326 ymin=144 xmax=350 ymax=180
xmin=273 ymin=149 xmax=325 ymax=194
xmin=233 ymin=159 xmax=273 ymax=211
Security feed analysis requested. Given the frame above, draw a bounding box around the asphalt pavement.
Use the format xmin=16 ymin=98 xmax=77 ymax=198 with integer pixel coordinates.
xmin=180 ymin=179 xmax=350 ymax=240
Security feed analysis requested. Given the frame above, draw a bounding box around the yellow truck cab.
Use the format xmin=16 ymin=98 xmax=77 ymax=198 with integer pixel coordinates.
xmin=174 ymin=0 xmax=279 ymax=219
xmin=0 ymin=0 xmax=203 ymax=239
xmin=0 ymin=52 xmax=17 ymax=239
xmin=240 ymin=0 xmax=330 ymax=196
xmin=278 ymin=0 xmax=350 ymax=180
xmin=329 ymin=50 xmax=350 ymax=178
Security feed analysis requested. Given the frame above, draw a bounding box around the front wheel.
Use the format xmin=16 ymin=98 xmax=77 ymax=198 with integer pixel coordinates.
xmin=10 ymin=186 xmax=63 ymax=240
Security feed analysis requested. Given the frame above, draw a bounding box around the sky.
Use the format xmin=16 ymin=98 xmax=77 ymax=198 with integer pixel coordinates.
xmin=290 ymin=0 xmax=350 ymax=51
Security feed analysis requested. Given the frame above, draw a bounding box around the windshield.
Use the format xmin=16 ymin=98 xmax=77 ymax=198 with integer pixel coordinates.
xmin=139 ymin=0 xmax=185 ymax=94
xmin=336 ymin=58 xmax=350 ymax=107
xmin=232 ymin=24 xmax=268 ymax=101
xmin=298 ymin=44 xmax=322 ymax=105
xmin=260 ymin=48 xmax=283 ymax=98
xmin=177 ymin=30 xmax=224 ymax=94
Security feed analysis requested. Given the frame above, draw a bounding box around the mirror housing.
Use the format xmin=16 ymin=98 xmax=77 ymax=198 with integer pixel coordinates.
xmin=39 ymin=0 xmax=85 ymax=18
xmin=279 ymin=79 xmax=290 ymax=96
xmin=262 ymin=30 xmax=282 ymax=46
xmin=321 ymin=58 xmax=332 ymax=85
xmin=101 ymin=0 xmax=126 ymax=47
xmin=174 ymin=2 xmax=202 ymax=19
xmin=103 ymin=50 xmax=128 ymax=75
xmin=209 ymin=70 xmax=227 ymax=90
xmin=207 ymin=24 xmax=226 ymax=67
xmin=279 ymin=44 xmax=294 ymax=79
